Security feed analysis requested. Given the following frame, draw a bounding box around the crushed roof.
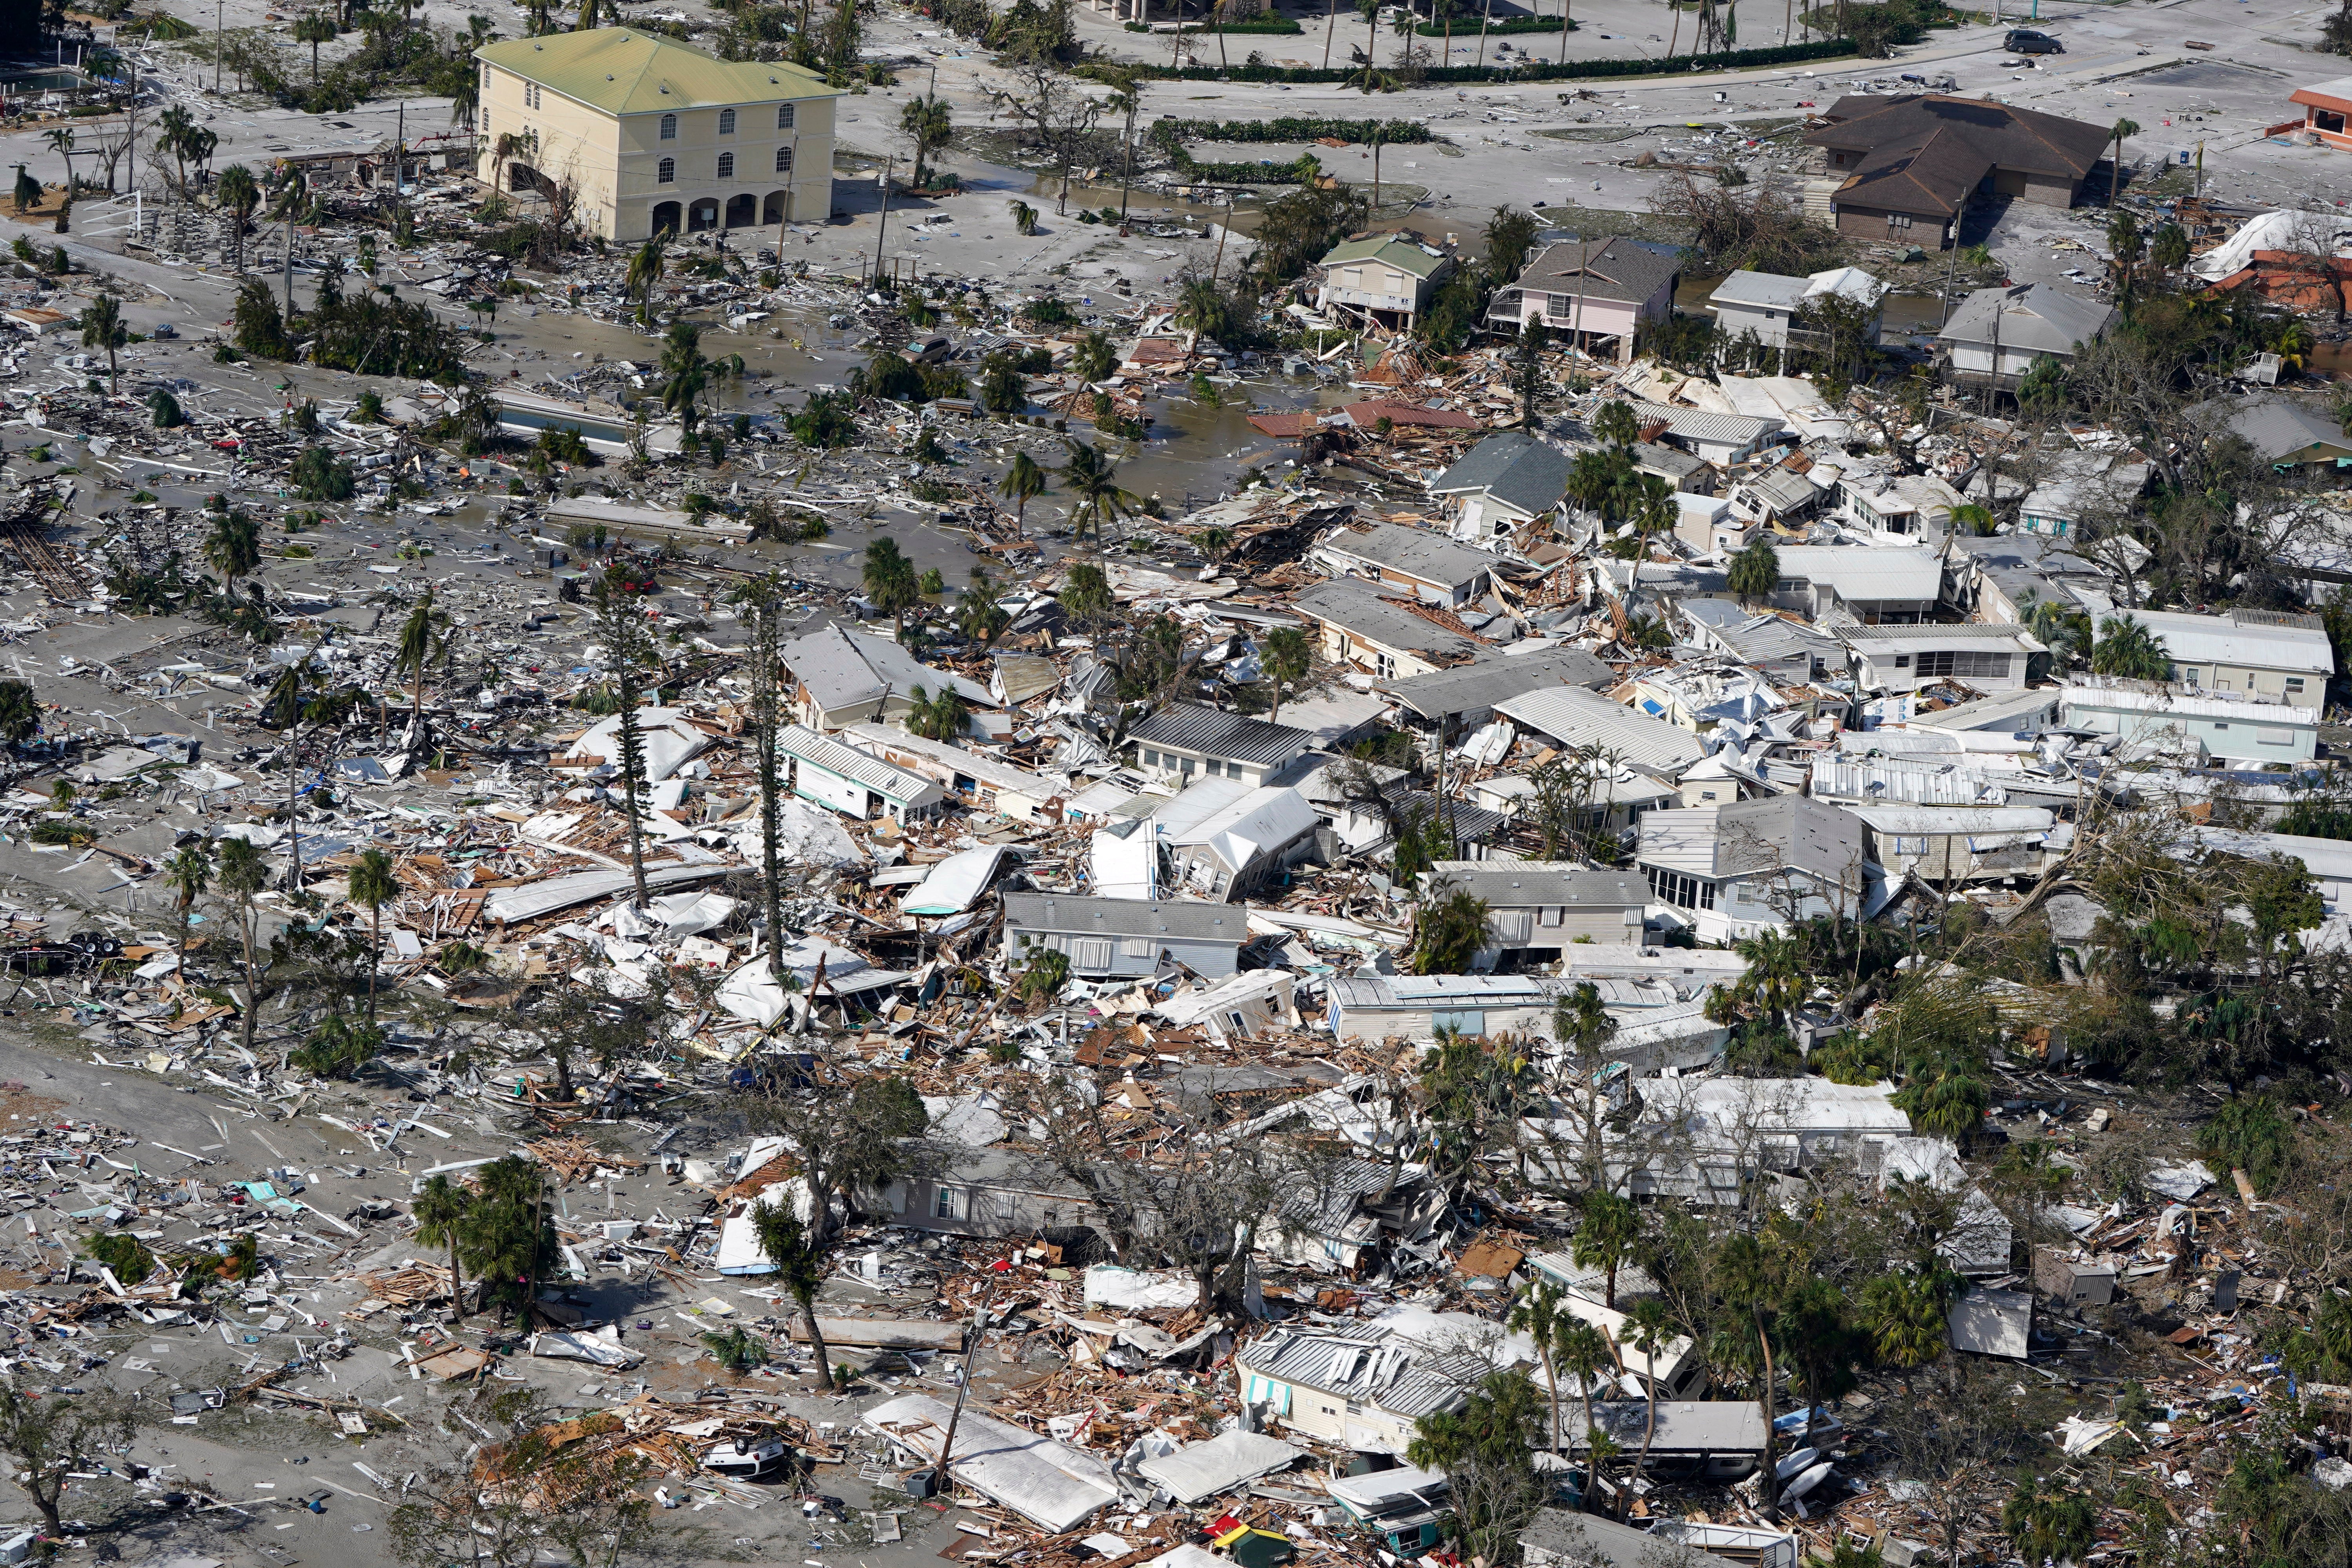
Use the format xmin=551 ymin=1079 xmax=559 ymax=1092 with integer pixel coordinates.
xmin=1127 ymin=704 xmax=1312 ymax=767
xmin=1320 ymin=522 xmax=1500 ymax=588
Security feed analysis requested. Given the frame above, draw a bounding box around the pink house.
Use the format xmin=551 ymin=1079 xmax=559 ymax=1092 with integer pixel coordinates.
xmin=1486 ymin=236 xmax=1681 ymax=363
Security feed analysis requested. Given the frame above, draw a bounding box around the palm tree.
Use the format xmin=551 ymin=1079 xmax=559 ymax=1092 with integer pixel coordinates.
xmin=155 ymin=104 xmax=198 ymax=196
xmin=906 ymin=683 xmax=968 ymax=742
xmin=1626 ymin=474 xmax=1675 ymax=594
xmin=391 ymin=588 xmax=448 ymax=745
xmin=1508 ymin=1280 xmax=1572 ymax=1453
xmin=1572 ymin=1191 xmax=1639 ymax=1310
xmin=1356 ymin=0 xmax=1379 ymax=69
xmin=215 ymin=163 xmax=259 ymax=271
xmin=1072 ymin=329 xmax=1117 ymax=386
xmin=1197 ymin=525 xmax=1234 ymax=572
xmin=2108 ymin=116 xmax=2140 ymax=206
xmin=660 ymin=320 xmax=711 ymax=441
xmin=214 ymin=836 xmax=268 ymax=1058
xmin=2091 ymin=613 xmax=2171 ymax=680
xmin=203 ymin=510 xmax=262 ymax=601
xmin=347 ymin=848 xmax=398 ymax=1021
xmin=1058 ymin=441 xmax=1140 ymax=551
xmin=412 ymin=1173 xmax=472 ymax=1323
xmin=1262 ymin=626 xmax=1310 ymax=725
xmin=1731 ymin=927 xmax=1806 ymax=1030
xmin=1176 ymin=273 xmax=1230 ymax=340
xmin=996 ymin=452 xmax=1048 ymax=534
xmin=78 ymin=296 xmax=125 ymax=395
xmin=1713 ymin=1232 xmax=1786 ymax=1509
xmin=1616 ymin=1299 xmax=1675 ymax=1502
xmin=898 ymin=94 xmax=952 ymax=189
xmin=862 ymin=536 xmax=920 ymax=639
xmin=1591 ymin=399 xmax=1639 ymax=449
xmin=626 ymin=234 xmax=666 ymax=325
xmin=1555 ymin=1319 xmax=1613 ymax=1505
xmin=1726 ymin=538 xmax=1779 ymax=606
xmin=163 ymin=842 xmax=211 ymax=980
xmin=294 ymin=10 xmax=339 ymax=84
xmin=1859 ymin=1269 xmax=1954 ymax=1378
xmin=264 ymin=659 xmax=326 ymax=889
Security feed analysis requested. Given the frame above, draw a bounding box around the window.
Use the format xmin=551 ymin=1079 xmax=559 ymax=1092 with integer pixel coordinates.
xmin=2288 ymin=677 xmax=2308 ymax=692
xmin=933 ymin=1187 xmax=968 ymax=1221
xmin=1142 ymin=748 xmax=1161 ymax=767
xmin=1203 ymin=759 xmax=1223 ymax=777
xmin=524 ymin=82 xmax=541 ymax=109
xmin=2321 ymin=109 xmax=2348 ymax=133
xmin=717 ymin=152 xmax=734 ymax=178
xmin=1073 ymin=938 xmax=1113 ymax=970
xmin=1893 ymin=654 xmax=1911 ymax=669
xmin=657 ymin=157 xmax=675 ymax=184
xmin=1120 ymin=937 xmax=1156 ymax=959
xmin=659 ymin=113 xmax=677 ymax=140
xmin=1374 ymin=651 xmax=1396 ymax=679
xmin=1645 ymin=866 xmax=1716 ymax=911
xmin=1893 ymin=835 xmax=1931 ymax=856
xmin=1539 ymin=906 xmax=1563 ymax=927
xmin=776 ymin=145 xmax=794 ymax=172
xmin=1915 ymin=650 xmax=2013 ymax=680
xmin=719 ymin=108 xmax=736 ymax=134
xmin=2259 ymin=728 xmax=2296 ymax=746
xmin=778 ymin=103 xmax=796 ymax=129
xmin=1179 ymin=756 xmax=1196 ymax=776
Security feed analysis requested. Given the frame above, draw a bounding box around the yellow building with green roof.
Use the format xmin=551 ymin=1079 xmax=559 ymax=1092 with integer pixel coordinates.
xmin=474 ymin=27 xmax=839 ymax=243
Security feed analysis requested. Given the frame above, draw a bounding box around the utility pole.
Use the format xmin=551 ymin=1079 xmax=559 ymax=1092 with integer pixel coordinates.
xmin=283 ymin=201 xmax=295 ymax=319
xmin=1372 ymin=133 xmax=1381 ymax=215
xmin=930 ymin=1292 xmax=995 ymax=1486
xmin=1938 ymin=216 xmax=1960 ymax=329
xmin=216 ymin=0 xmax=224 ymax=94
xmin=871 ymin=154 xmax=892 ymax=287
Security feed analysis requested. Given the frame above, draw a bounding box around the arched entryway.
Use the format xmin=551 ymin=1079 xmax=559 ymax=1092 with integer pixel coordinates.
xmin=724 ymin=193 xmax=757 ymax=228
xmin=761 ymin=189 xmax=789 ymax=224
xmin=650 ymin=201 xmax=681 ymax=236
xmin=506 ymin=161 xmax=550 ymax=195
xmin=688 ymin=200 xmax=719 ymax=232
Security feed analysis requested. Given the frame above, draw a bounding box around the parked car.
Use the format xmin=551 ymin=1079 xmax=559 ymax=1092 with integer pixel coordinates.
xmin=2005 ymin=28 xmax=2063 ymax=52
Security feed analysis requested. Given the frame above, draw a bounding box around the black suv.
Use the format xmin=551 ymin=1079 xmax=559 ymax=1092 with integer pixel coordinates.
xmin=2005 ymin=27 xmax=2064 ymax=53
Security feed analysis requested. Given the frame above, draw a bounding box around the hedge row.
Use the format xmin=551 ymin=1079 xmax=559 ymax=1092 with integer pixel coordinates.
xmin=1151 ymin=115 xmax=1434 ymax=147
xmin=1106 ymin=36 xmax=1855 ymax=83
xmin=1125 ymin=15 xmax=1303 ymax=31
xmin=1417 ymin=15 xmax=1568 ymax=33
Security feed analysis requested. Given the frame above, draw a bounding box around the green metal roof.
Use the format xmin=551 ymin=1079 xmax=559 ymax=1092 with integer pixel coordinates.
xmin=1318 ymin=235 xmax=1450 ymax=278
xmin=474 ymin=26 xmax=837 ymax=115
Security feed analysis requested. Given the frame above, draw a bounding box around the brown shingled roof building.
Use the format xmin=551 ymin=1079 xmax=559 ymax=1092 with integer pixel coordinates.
xmin=1803 ymin=95 xmax=2111 ymax=250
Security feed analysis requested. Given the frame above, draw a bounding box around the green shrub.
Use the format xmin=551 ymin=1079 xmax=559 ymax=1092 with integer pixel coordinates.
xmin=702 ymin=1325 xmax=769 ymax=1373
xmin=84 ymin=1230 xmax=156 ymax=1284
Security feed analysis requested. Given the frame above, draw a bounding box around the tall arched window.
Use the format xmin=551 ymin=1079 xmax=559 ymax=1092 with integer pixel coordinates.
xmin=716 ymin=152 xmax=734 ymax=178
xmin=775 ymin=146 xmax=793 ymax=172
xmin=657 ymin=157 xmax=676 ymax=183
xmin=777 ymin=103 xmax=795 ymax=130
xmin=659 ymin=113 xmax=677 ymax=140
xmin=718 ymin=108 xmax=736 ymax=134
